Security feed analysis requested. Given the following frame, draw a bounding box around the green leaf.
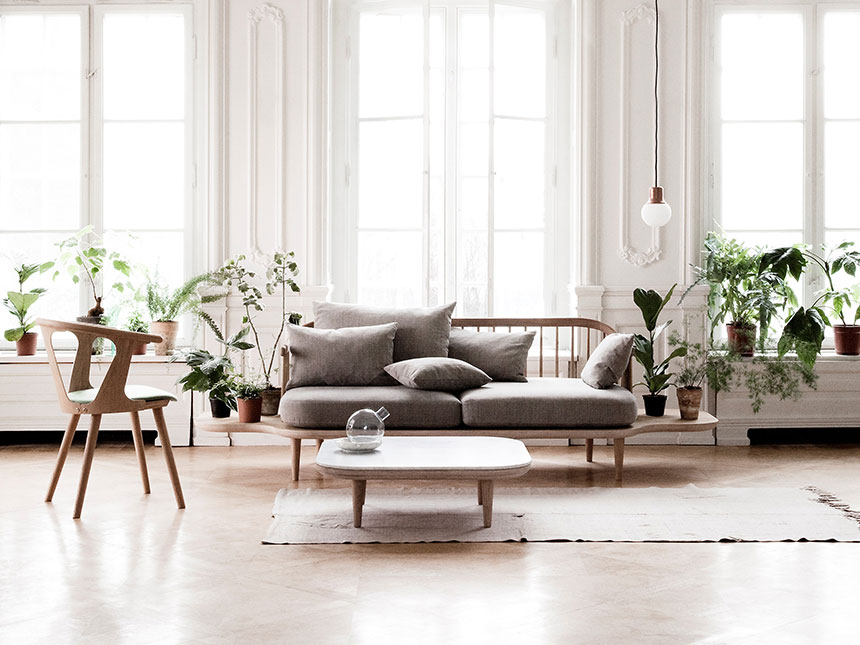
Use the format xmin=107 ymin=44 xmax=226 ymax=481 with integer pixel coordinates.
xmin=760 ymin=246 xmax=806 ymax=281
xmin=4 ymin=327 xmax=25 ymax=342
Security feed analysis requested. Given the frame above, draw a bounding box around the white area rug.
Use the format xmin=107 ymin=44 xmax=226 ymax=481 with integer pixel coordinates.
xmin=265 ymin=485 xmax=860 ymax=544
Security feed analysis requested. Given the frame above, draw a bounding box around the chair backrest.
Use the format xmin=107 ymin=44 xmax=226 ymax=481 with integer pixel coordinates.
xmin=278 ymin=316 xmax=632 ymax=393
xmin=37 ymin=319 xmax=163 ymax=415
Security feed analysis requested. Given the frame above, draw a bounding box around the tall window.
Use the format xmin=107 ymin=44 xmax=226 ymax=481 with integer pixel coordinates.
xmin=0 ymin=5 xmax=194 ymax=335
xmin=332 ymin=0 xmax=564 ymax=316
xmin=711 ymin=3 xmax=860 ymax=300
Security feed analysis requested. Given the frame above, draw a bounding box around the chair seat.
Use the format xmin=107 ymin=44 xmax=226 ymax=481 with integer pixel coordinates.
xmin=68 ymin=384 xmax=178 ymax=405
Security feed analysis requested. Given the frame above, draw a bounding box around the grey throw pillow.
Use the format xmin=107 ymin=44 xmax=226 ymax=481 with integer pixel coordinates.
xmin=581 ymin=333 xmax=634 ymax=389
xmin=384 ymin=357 xmax=491 ymax=392
xmin=312 ymin=301 xmax=456 ymax=362
xmin=447 ymin=329 xmax=536 ymax=382
xmin=286 ymin=323 xmax=397 ymax=389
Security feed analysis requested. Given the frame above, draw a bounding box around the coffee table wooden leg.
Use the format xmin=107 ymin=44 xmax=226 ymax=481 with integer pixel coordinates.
xmin=479 ymin=480 xmax=494 ymax=528
xmin=353 ymin=479 xmax=366 ymax=527
xmin=614 ymin=438 xmax=625 ymax=482
xmin=585 ymin=438 xmax=594 ymax=462
xmin=477 ymin=481 xmax=483 ymax=506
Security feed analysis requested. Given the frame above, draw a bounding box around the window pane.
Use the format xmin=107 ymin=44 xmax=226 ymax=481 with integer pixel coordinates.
xmin=494 ymin=118 xmax=544 ymax=229
xmin=358 ymin=119 xmax=423 ymax=229
xmin=494 ymin=4 xmax=545 ymax=118
xmin=721 ymin=123 xmax=803 ymax=230
xmin=458 ymin=11 xmax=488 ymax=69
xmin=103 ymin=123 xmax=185 ymax=230
xmin=0 ymin=13 xmax=80 ymax=121
xmin=359 ymin=10 xmax=423 ymax=119
xmin=494 ymin=232 xmax=543 ymax=316
xmin=459 ymin=229 xmax=488 ymax=284
xmin=103 ymin=12 xmax=185 ymax=121
xmin=0 ymin=124 xmax=80 ymax=230
xmin=459 ymin=122 xmax=488 ymax=177
xmin=459 ymin=68 xmax=488 ymax=123
xmin=459 ymin=177 xmax=488 ymax=230
xmin=824 ymin=122 xmax=860 ymax=230
xmin=824 ymin=11 xmax=860 ymax=120
xmin=357 ymin=231 xmax=422 ymax=307
xmin=720 ymin=12 xmax=803 ymax=121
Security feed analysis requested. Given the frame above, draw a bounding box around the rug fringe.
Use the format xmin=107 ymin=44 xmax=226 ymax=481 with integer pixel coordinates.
xmin=803 ymin=486 xmax=860 ymax=528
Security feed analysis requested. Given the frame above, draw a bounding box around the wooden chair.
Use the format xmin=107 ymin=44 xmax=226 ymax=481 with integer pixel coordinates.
xmin=38 ymin=319 xmax=186 ymax=519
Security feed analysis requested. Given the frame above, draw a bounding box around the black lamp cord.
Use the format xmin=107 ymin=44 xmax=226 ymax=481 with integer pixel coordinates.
xmin=654 ymin=0 xmax=659 ymax=187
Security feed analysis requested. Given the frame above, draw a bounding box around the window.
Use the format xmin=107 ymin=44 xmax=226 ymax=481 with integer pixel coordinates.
xmin=0 ymin=4 xmax=195 ymax=339
xmin=332 ymin=0 xmax=566 ymax=316
xmin=711 ymin=3 xmax=860 ymax=300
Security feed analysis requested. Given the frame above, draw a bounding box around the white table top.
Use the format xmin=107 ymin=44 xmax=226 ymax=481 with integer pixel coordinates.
xmin=316 ymin=436 xmax=532 ymax=473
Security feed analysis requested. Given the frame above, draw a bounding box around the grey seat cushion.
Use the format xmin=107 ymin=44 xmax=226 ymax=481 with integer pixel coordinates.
xmin=459 ymin=378 xmax=638 ymax=428
xmin=279 ymin=386 xmax=462 ymax=429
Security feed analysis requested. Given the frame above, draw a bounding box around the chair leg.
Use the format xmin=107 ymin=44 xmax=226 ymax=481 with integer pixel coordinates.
xmin=315 ymin=439 xmax=323 ymax=453
xmin=73 ymin=414 xmax=101 ymax=519
xmin=46 ymin=414 xmax=80 ymax=502
xmin=585 ymin=438 xmax=594 ymax=463
xmin=614 ymin=438 xmax=625 ymax=482
xmin=291 ymin=438 xmax=301 ymax=481
xmin=130 ymin=411 xmax=151 ymax=494
xmin=152 ymin=407 xmax=185 ymax=510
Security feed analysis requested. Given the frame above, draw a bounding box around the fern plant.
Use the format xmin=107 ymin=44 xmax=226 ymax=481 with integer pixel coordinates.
xmin=145 ymin=272 xmax=217 ymax=322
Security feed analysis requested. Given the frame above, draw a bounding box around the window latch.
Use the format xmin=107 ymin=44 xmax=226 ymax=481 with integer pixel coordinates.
xmin=86 ymin=69 xmax=98 ymax=80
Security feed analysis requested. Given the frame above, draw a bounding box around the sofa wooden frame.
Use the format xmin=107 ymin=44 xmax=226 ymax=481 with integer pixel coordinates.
xmin=197 ymin=317 xmax=718 ymax=481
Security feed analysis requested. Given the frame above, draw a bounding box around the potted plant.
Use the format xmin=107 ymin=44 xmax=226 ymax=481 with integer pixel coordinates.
xmin=145 ymin=272 xmax=217 ymax=355
xmin=126 ymin=311 xmax=150 ymax=355
xmin=4 ymin=262 xmax=53 ymax=355
xmin=668 ymin=332 xmax=735 ymax=420
xmin=233 ymin=377 xmax=264 ymax=423
xmin=53 ymin=227 xmax=132 ymax=323
xmin=177 ymin=315 xmax=254 ymax=418
xmin=632 ymin=284 xmax=687 ymax=417
xmin=760 ymin=241 xmax=860 ymax=358
xmin=689 ymin=232 xmax=792 ymax=356
xmin=214 ymin=251 xmax=301 ymax=415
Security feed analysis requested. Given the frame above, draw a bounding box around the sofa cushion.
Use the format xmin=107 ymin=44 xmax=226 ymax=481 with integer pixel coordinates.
xmin=286 ymin=323 xmax=397 ymax=389
xmin=384 ymin=357 xmax=491 ymax=392
xmin=581 ymin=333 xmax=634 ymax=389
xmin=459 ymin=378 xmax=638 ymax=428
xmin=279 ymin=385 xmax=462 ymax=429
xmin=447 ymin=329 xmax=536 ymax=382
xmin=313 ymin=301 xmax=456 ymax=362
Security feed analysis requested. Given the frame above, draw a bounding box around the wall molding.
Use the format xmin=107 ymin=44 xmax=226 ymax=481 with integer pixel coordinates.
xmin=247 ymin=2 xmax=286 ymax=261
xmin=618 ymin=3 xmax=662 ymax=267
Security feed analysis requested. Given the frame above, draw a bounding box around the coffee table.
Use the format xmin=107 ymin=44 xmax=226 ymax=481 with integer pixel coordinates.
xmin=315 ymin=436 xmax=532 ymax=528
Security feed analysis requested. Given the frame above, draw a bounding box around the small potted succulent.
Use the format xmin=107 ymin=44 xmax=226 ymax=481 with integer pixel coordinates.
xmin=632 ymin=284 xmax=687 ymax=417
xmin=233 ymin=377 xmax=265 ymax=423
xmin=4 ymin=262 xmax=53 ymax=355
xmin=145 ymin=272 xmax=217 ymax=355
xmin=126 ymin=311 xmax=150 ymax=355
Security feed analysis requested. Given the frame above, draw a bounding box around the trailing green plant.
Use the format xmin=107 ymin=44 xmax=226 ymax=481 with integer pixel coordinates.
xmin=632 ymin=284 xmax=686 ymax=395
xmin=53 ymin=226 xmax=131 ymax=317
xmin=233 ymin=377 xmax=264 ymax=400
xmin=741 ymin=351 xmax=817 ymax=414
xmin=4 ymin=262 xmax=53 ymax=342
xmin=126 ymin=310 xmax=149 ymax=333
xmin=145 ymin=272 xmax=219 ymax=322
xmin=213 ymin=252 xmax=301 ymax=388
xmin=759 ymin=241 xmax=860 ymax=367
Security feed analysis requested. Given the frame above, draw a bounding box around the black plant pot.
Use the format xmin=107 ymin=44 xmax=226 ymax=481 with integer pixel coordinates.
xmin=209 ymin=398 xmax=231 ymax=419
xmin=642 ymin=394 xmax=667 ymax=417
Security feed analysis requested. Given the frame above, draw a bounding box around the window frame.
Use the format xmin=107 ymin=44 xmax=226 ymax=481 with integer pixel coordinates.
xmin=0 ymin=0 xmax=208 ymax=349
xmin=330 ymin=0 xmax=568 ymax=316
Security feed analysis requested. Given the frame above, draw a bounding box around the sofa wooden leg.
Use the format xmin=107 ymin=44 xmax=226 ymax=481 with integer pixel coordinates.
xmin=316 ymin=439 xmax=323 ymax=452
xmin=614 ymin=438 xmax=625 ymax=482
xmin=585 ymin=438 xmax=594 ymax=463
xmin=291 ymin=438 xmax=301 ymax=481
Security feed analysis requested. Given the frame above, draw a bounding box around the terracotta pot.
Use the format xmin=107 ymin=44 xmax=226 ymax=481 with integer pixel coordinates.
xmin=643 ymin=394 xmax=667 ymax=417
xmin=150 ymin=321 xmax=179 ymax=356
xmin=676 ymin=386 xmax=703 ymax=421
xmin=131 ymin=341 xmax=148 ymax=356
xmin=726 ymin=323 xmax=756 ymax=357
xmin=260 ymin=387 xmax=281 ymax=416
xmin=237 ymin=397 xmax=262 ymax=423
xmin=209 ymin=398 xmax=232 ymax=419
xmin=16 ymin=332 xmax=37 ymax=356
xmin=833 ymin=325 xmax=860 ymax=356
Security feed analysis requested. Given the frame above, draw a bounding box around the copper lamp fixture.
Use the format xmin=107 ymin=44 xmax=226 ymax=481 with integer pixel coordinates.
xmin=641 ymin=0 xmax=671 ymax=228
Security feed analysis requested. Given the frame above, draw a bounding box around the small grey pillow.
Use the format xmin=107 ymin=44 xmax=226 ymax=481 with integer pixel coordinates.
xmin=581 ymin=333 xmax=634 ymax=389
xmin=312 ymin=301 xmax=456 ymax=362
xmin=447 ymin=329 xmax=536 ymax=382
xmin=384 ymin=357 xmax=491 ymax=392
xmin=286 ymin=323 xmax=397 ymax=389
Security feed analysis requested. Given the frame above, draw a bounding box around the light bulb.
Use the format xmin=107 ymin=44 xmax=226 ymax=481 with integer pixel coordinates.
xmin=641 ymin=186 xmax=672 ymax=227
